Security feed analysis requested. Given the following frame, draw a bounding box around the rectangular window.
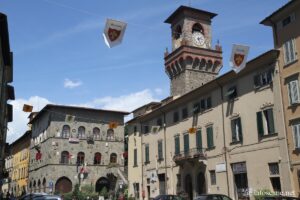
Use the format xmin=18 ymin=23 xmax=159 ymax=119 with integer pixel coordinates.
xmin=174 ymin=136 xmax=180 ymax=156
xmin=183 ymin=134 xmax=189 ymax=155
xmin=134 ymin=126 xmax=137 ymax=136
xmin=196 ymin=129 xmax=202 ymax=150
xmin=173 ymin=111 xmax=179 ymax=123
xmin=226 ymin=86 xmax=237 ymax=100
xmin=206 ymin=97 xmax=212 ymax=109
xmin=292 ymin=123 xmax=300 ymax=149
xmin=193 ymin=103 xmax=200 ymax=114
xmin=231 ymin=118 xmax=243 ymax=142
xmin=254 ymin=70 xmax=273 ymax=88
xmin=288 ymin=80 xmax=300 ymax=105
xmin=284 ymin=39 xmax=297 ymax=65
xmin=207 ymin=126 xmax=214 ymax=149
xmin=282 ymin=15 xmax=291 ymax=27
xmin=158 ymin=140 xmax=163 ymax=160
xmin=134 ymin=149 xmax=137 ymax=167
xmin=145 ymin=145 xmax=150 ymax=164
xmin=144 ymin=125 xmax=149 ymax=134
xmin=257 ymin=108 xmax=275 ymax=137
xmin=182 ymin=107 xmax=188 ymax=119
xmin=200 ymin=99 xmax=206 ymax=110
xmin=157 ymin=118 xmax=162 ymax=127
xmin=269 ymin=163 xmax=280 ymax=175
xmin=210 ymin=170 xmax=216 ymax=185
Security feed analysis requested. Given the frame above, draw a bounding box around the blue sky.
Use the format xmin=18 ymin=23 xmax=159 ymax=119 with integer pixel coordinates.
xmin=1 ymin=0 xmax=288 ymax=142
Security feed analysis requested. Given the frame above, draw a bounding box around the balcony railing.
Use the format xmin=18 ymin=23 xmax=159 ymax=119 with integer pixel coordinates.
xmin=173 ymin=148 xmax=206 ymax=163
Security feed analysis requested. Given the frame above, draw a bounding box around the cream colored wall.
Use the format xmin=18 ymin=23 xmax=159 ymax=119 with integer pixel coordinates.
xmin=128 ymin=56 xmax=294 ymax=200
xmin=128 ymin=125 xmax=143 ymax=198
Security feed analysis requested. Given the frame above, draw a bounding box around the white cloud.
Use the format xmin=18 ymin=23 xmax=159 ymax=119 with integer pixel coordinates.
xmin=7 ymin=89 xmax=161 ymax=143
xmin=64 ymin=78 xmax=82 ymax=89
xmin=7 ymin=96 xmax=51 ymax=143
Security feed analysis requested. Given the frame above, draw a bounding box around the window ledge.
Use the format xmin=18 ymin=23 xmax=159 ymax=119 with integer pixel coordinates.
xmin=206 ymin=146 xmax=215 ymax=151
xmin=288 ymin=102 xmax=300 ymax=109
xmin=259 ymin=132 xmax=278 ymax=140
xmin=283 ymin=59 xmax=298 ymax=68
xmin=200 ymin=108 xmax=213 ymax=114
xmin=133 ymin=165 xmax=138 ymax=168
xmin=144 ymin=161 xmax=150 ymax=165
xmin=230 ymin=141 xmax=242 ymax=145
xmin=254 ymin=83 xmax=272 ymax=92
xmin=157 ymin=158 xmax=164 ymax=161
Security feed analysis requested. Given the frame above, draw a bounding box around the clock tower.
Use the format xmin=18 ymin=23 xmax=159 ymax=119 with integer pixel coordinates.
xmin=164 ymin=6 xmax=223 ymax=96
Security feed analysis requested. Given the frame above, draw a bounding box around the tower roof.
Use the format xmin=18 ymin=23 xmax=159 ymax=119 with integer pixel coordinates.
xmin=164 ymin=5 xmax=217 ymax=24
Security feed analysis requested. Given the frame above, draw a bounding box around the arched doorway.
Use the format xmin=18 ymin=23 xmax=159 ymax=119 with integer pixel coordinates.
xmin=95 ymin=177 xmax=110 ymax=193
xmin=55 ymin=177 xmax=72 ymax=194
xmin=185 ymin=174 xmax=193 ymax=200
xmin=196 ymin=172 xmax=206 ymax=195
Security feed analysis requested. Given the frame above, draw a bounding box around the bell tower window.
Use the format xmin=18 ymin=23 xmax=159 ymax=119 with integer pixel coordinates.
xmin=192 ymin=23 xmax=204 ymax=35
xmin=174 ymin=25 xmax=182 ymax=39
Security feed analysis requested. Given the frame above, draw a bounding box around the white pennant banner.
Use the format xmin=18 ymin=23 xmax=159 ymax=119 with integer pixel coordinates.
xmin=230 ymin=44 xmax=250 ymax=73
xmin=103 ymin=19 xmax=127 ymax=48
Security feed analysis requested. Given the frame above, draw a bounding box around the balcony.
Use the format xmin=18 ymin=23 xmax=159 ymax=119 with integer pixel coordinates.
xmin=173 ymin=148 xmax=206 ymax=164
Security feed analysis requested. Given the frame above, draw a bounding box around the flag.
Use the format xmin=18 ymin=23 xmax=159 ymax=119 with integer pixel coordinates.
xmin=103 ymin=19 xmax=127 ymax=48
xmin=230 ymin=44 xmax=250 ymax=73
xmin=23 ymin=104 xmax=33 ymax=112
xmin=109 ymin=121 xmax=118 ymax=129
xmin=65 ymin=114 xmax=75 ymax=123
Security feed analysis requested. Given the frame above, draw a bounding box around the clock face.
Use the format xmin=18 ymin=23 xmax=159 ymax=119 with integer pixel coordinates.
xmin=192 ymin=32 xmax=205 ymax=47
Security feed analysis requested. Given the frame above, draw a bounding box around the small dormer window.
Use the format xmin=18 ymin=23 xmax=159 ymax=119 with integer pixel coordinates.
xmin=192 ymin=23 xmax=204 ymax=35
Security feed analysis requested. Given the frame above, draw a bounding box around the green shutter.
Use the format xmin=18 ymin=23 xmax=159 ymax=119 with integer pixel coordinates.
xmin=207 ymin=127 xmax=214 ymax=148
xmin=175 ymin=137 xmax=180 ymax=155
xmin=267 ymin=109 xmax=275 ymax=134
xmin=145 ymin=145 xmax=149 ymax=163
xmin=231 ymin=120 xmax=237 ymax=142
xmin=158 ymin=141 xmax=163 ymax=160
xmin=238 ymin=118 xmax=243 ymax=142
xmin=196 ymin=130 xmax=202 ymax=149
xmin=184 ymin=134 xmax=189 ymax=154
xmin=134 ymin=149 xmax=137 ymax=166
xmin=257 ymin=111 xmax=264 ymax=137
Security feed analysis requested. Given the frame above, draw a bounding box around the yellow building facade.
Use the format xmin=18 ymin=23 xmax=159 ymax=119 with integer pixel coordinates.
xmin=9 ymin=131 xmax=31 ymax=197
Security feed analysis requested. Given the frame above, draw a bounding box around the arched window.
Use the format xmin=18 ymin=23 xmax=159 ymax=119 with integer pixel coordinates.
xmin=192 ymin=23 xmax=204 ymax=35
xmin=77 ymin=152 xmax=85 ymax=165
xmin=94 ymin=152 xmax=102 ymax=165
xmin=78 ymin=126 xmax=85 ymax=139
xmin=107 ymin=129 xmax=114 ymax=140
xmin=62 ymin=125 xmax=70 ymax=138
xmin=61 ymin=151 xmax=70 ymax=164
xmin=43 ymin=178 xmax=46 ymax=192
xmin=110 ymin=153 xmax=117 ymax=164
xmin=93 ymin=128 xmax=100 ymax=140
xmin=174 ymin=25 xmax=182 ymax=39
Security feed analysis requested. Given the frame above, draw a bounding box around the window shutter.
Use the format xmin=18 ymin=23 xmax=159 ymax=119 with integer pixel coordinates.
xmin=145 ymin=145 xmax=149 ymax=162
xmin=207 ymin=127 xmax=214 ymax=148
xmin=231 ymin=120 xmax=237 ymax=142
xmin=207 ymin=97 xmax=212 ymax=109
xmin=267 ymin=109 xmax=275 ymax=134
xmin=134 ymin=149 xmax=137 ymax=166
xmin=196 ymin=129 xmax=202 ymax=149
xmin=293 ymin=125 xmax=298 ymax=149
xmin=238 ymin=118 xmax=243 ymax=142
xmin=175 ymin=137 xmax=180 ymax=155
xmin=158 ymin=141 xmax=163 ymax=159
xmin=284 ymin=42 xmax=289 ymax=64
xmin=184 ymin=134 xmax=189 ymax=154
xmin=257 ymin=111 xmax=264 ymax=137
xmin=289 ymin=80 xmax=299 ymax=104
xmin=290 ymin=39 xmax=295 ymax=62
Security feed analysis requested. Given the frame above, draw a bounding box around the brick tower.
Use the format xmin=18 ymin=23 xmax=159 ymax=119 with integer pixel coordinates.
xmin=164 ymin=6 xmax=223 ymax=96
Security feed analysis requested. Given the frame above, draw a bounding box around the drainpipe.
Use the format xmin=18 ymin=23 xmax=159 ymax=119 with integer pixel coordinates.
xmin=140 ymin=123 xmax=144 ymax=200
xmin=216 ymin=80 xmax=230 ymax=196
xmin=163 ymin=111 xmax=168 ymax=195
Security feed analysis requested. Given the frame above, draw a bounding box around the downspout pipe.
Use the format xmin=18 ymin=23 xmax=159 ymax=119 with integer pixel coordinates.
xmin=216 ymin=80 xmax=230 ymax=196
